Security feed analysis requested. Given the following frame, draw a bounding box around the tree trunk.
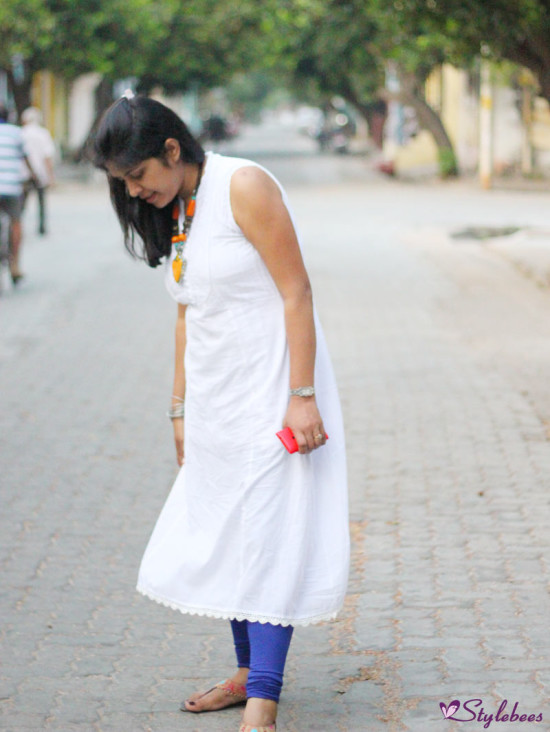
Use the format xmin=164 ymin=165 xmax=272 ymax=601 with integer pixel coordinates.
xmin=397 ymin=70 xmax=459 ymax=177
xmin=513 ymin=56 xmax=550 ymax=105
xmin=537 ymin=68 xmax=550 ymax=104
xmin=503 ymin=35 xmax=550 ymax=104
xmin=338 ymin=80 xmax=388 ymax=150
xmin=74 ymin=77 xmax=114 ymax=162
xmin=6 ymin=65 xmax=32 ymax=120
xmin=306 ymin=68 xmax=388 ymax=151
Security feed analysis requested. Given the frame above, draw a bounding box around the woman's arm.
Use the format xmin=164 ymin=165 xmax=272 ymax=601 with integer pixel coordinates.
xmin=172 ymin=303 xmax=187 ymax=465
xmin=230 ymin=166 xmax=326 ymax=454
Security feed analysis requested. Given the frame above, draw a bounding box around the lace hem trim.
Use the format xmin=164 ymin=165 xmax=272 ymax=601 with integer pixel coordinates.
xmin=136 ymin=584 xmax=342 ymax=627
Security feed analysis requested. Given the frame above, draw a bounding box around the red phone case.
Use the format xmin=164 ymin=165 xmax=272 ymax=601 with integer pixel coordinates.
xmin=276 ymin=426 xmax=299 ymax=453
xmin=276 ymin=426 xmax=329 ymax=454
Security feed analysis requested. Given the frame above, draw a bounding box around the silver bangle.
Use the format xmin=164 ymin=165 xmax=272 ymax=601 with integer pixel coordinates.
xmin=289 ymin=386 xmax=315 ymax=397
xmin=167 ymin=404 xmax=185 ymax=419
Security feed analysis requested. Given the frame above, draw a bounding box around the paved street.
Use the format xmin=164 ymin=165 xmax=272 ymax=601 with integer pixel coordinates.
xmin=1 ymin=148 xmax=550 ymax=732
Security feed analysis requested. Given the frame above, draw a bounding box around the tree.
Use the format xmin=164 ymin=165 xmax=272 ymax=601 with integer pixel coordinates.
xmin=0 ymin=0 xmax=55 ymax=113
xmin=259 ymin=0 xmax=458 ymax=175
xmin=137 ymin=0 xmax=264 ymax=95
xmin=254 ymin=0 xmax=387 ymax=149
xmin=224 ymin=72 xmax=277 ymax=122
xmin=397 ymin=0 xmax=550 ymax=103
xmin=368 ymin=0 xmax=460 ymax=174
xmin=0 ymin=0 xmax=169 ymax=116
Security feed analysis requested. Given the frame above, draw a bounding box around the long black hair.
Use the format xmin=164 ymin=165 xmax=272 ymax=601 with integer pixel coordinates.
xmin=93 ymin=95 xmax=205 ymax=267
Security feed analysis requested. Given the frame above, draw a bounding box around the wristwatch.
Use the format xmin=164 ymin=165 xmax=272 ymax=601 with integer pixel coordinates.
xmin=289 ymin=386 xmax=315 ymax=397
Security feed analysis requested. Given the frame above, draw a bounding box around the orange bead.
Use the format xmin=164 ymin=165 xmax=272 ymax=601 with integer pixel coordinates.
xmin=172 ymin=203 xmax=179 ymax=219
xmin=186 ymin=199 xmax=196 ymax=217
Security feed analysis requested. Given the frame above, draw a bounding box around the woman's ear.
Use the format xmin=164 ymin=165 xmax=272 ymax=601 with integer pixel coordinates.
xmin=164 ymin=138 xmax=181 ymax=164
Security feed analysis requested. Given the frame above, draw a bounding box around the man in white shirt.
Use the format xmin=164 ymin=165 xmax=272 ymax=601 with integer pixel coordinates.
xmin=21 ymin=107 xmax=55 ymax=236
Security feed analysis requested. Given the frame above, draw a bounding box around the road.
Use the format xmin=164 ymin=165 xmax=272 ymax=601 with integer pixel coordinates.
xmin=1 ymin=137 xmax=550 ymax=731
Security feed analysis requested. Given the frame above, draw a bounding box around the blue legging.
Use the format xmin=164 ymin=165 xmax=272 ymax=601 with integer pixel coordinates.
xmin=230 ymin=619 xmax=293 ymax=703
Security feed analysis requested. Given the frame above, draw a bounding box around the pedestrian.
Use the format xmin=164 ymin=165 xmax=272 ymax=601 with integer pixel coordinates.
xmin=93 ymin=93 xmax=349 ymax=732
xmin=21 ymin=107 xmax=55 ymax=236
xmin=0 ymin=104 xmax=31 ymax=284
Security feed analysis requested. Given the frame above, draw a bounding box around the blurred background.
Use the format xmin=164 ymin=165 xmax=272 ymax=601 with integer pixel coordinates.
xmin=2 ymin=0 xmax=550 ymax=186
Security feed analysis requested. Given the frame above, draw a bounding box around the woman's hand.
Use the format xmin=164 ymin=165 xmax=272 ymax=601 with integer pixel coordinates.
xmin=173 ymin=418 xmax=184 ymax=466
xmin=283 ymin=397 xmax=327 ymax=454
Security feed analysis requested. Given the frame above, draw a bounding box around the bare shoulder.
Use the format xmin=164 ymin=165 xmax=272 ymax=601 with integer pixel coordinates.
xmin=230 ymin=165 xmax=281 ymax=204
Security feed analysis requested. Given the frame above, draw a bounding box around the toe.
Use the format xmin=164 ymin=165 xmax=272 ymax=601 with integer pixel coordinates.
xmin=184 ymin=691 xmax=203 ymax=704
xmin=183 ymin=687 xmax=223 ymax=712
xmin=180 ymin=681 xmax=246 ymax=713
xmin=180 ymin=690 xmax=207 ymax=712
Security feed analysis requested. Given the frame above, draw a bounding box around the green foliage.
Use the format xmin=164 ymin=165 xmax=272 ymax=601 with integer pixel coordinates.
xmin=137 ymin=0 xmax=264 ymax=94
xmin=1 ymin=0 xmax=169 ymax=81
xmin=224 ymin=72 xmax=277 ymax=122
xmin=0 ymin=0 xmax=54 ymax=69
xmin=257 ymin=0 xmax=384 ymax=110
xmin=438 ymin=147 xmax=458 ymax=178
xmin=3 ymin=0 xmax=550 ymax=101
xmin=5 ymin=0 xmax=550 ymax=150
xmin=0 ymin=0 xmax=262 ymax=92
xmin=393 ymin=0 xmax=550 ymax=96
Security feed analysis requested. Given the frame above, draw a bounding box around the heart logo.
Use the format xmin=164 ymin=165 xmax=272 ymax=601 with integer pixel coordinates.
xmin=440 ymin=700 xmax=461 ymax=719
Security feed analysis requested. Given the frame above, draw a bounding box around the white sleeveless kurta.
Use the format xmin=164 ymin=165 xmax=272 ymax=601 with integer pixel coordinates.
xmin=137 ymin=152 xmax=349 ymax=626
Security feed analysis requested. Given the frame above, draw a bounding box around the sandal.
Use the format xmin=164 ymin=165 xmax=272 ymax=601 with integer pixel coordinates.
xmin=239 ymin=725 xmax=276 ymax=732
xmin=180 ymin=678 xmax=247 ymax=712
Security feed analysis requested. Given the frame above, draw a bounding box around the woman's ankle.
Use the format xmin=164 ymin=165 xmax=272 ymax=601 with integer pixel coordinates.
xmin=242 ymin=697 xmax=277 ymax=726
xmin=233 ymin=667 xmax=249 ymax=685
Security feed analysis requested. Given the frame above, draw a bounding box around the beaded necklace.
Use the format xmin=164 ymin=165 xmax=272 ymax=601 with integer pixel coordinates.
xmin=171 ymin=164 xmax=203 ymax=284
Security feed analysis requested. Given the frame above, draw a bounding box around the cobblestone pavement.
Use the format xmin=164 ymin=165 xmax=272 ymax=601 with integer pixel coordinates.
xmin=1 ymin=159 xmax=550 ymax=732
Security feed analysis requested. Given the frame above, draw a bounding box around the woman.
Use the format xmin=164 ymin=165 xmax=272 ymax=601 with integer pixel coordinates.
xmin=93 ymin=94 xmax=349 ymax=732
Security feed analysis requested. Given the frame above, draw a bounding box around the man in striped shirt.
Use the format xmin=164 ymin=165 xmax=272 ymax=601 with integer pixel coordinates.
xmin=0 ymin=104 xmax=32 ymax=284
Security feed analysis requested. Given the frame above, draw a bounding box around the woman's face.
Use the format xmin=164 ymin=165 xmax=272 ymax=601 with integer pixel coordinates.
xmin=106 ymin=139 xmax=185 ymax=208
